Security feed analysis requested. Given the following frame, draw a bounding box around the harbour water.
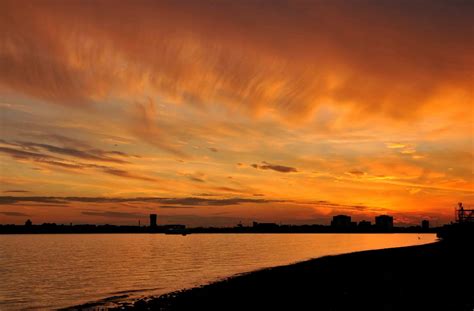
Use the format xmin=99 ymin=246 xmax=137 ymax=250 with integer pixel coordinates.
xmin=0 ymin=233 xmax=437 ymax=310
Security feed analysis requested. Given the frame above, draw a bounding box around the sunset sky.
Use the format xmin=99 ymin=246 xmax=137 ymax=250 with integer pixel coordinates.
xmin=0 ymin=0 xmax=472 ymax=226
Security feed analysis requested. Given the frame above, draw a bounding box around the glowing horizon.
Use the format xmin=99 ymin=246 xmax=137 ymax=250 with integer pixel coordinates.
xmin=0 ymin=0 xmax=473 ymax=226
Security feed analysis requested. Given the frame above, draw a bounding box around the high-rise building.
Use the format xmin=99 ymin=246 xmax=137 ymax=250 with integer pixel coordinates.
xmin=150 ymin=214 xmax=157 ymax=228
xmin=358 ymin=220 xmax=372 ymax=228
xmin=375 ymin=215 xmax=393 ymax=230
xmin=331 ymin=215 xmax=352 ymax=228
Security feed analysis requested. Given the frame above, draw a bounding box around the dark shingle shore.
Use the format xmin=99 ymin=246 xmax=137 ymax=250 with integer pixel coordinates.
xmin=78 ymin=241 xmax=474 ymax=311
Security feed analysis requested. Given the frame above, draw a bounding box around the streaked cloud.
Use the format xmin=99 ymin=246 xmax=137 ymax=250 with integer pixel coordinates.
xmin=15 ymin=141 xmax=130 ymax=163
xmin=3 ymin=190 xmax=31 ymax=193
xmin=347 ymin=170 xmax=366 ymax=177
xmin=1 ymin=0 xmax=472 ymax=122
xmin=184 ymin=172 xmax=207 ymax=183
xmin=0 ymin=211 xmax=30 ymax=217
xmin=0 ymin=144 xmax=158 ymax=182
xmin=251 ymin=161 xmax=298 ymax=173
xmin=0 ymin=196 xmax=278 ymax=206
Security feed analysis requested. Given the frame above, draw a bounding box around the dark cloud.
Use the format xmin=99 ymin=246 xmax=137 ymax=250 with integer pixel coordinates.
xmin=0 ymin=196 xmax=388 ymax=217
xmin=188 ymin=176 xmax=205 ymax=183
xmin=251 ymin=161 xmax=298 ymax=173
xmin=0 ymin=196 xmax=67 ymax=205
xmin=0 ymin=146 xmax=62 ymax=161
xmin=23 ymin=134 xmax=140 ymax=157
xmin=347 ymin=170 xmax=365 ymax=176
xmin=104 ymin=150 xmax=138 ymax=158
xmin=0 ymin=146 xmax=94 ymax=171
xmin=0 ymin=196 xmax=278 ymax=207
xmin=157 ymin=197 xmax=274 ymax=206
xmin=3 ymin=190 xmax=31 ymax=193
xmin=101 ymin=168 xmax=158 ymax=182
xmin=0 ymin=211 xmax=30 ymax=217
xmin=15 ymin=141 xmax=129 ymax=163
xmin=185 ymin=173 xmax=206 ymax=183
xmin=22 ymin=133 xmax=92 ymax=149
xmin=0 ymin=144 xmax=157 ymax=182
xmin=0 ymin=195 xmax=400 ymax=224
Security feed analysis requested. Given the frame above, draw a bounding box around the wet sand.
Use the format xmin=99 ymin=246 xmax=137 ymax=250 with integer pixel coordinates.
xmin=103 ymin=241 xmax=473 ymax=311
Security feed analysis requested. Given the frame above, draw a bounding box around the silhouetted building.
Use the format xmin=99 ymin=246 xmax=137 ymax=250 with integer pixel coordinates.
xmin=358 ymin=220 xmax=372 ymax=228
xmin=375 ymin=215 xmax=393 ymax=230
xmin=331 ymin=215 xmax=352 ymax=228
xmin=149 ymin=214 xmax=157 ymax=228
xmin=422 ymin=220 xmax=429 ymax=230
xmin=25 ymin=219 xmax=32 ymax=227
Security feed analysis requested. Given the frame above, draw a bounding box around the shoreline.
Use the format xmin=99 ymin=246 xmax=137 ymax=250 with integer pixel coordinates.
xmin=70 ymin=240 xmax=474 ymax=311
xmin=0 ymin=231 xmax=436 ymax=235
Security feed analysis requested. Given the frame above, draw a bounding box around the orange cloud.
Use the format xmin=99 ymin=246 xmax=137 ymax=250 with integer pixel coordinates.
xmin=130 ymin=99 xmax=188 ymax=157
xmin=1 ymin=0 xmax=472 ymax=122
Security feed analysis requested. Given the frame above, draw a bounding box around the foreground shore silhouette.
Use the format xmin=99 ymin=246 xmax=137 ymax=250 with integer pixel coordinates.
xmin=70 ymin=240 xmax=473 ymax=311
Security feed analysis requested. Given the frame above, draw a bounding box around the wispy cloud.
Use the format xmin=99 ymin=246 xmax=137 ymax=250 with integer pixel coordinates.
xmin=100 ymin=168 xmax=158 ymax=182
xmin=3 ymin=190 xmax=31 ymax=193
xmin=184 ymin=172 xmax=207 ymax=183
xmin=0 ymin=144 xmax=158 ymax=182
xmin=130 ymin=100 xmax=188 ymax=156
xmin=1 ymin=0 xmax=471 ymax=121
xmin=16 ymin=141 xmax=129 ymax=163
xmin=0 ymin=211 xmax=30 ymax=217
xmin=347 ymin=170 xmax=365 ymax=177
xmin=251 ymin=161 xmax=298 ymax=173
xmin=0 ymin=196 xmax=278 ymax=206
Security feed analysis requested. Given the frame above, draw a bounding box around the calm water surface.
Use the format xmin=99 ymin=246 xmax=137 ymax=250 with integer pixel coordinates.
xmin=0 ymin=233 xmax=436 ymax=310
